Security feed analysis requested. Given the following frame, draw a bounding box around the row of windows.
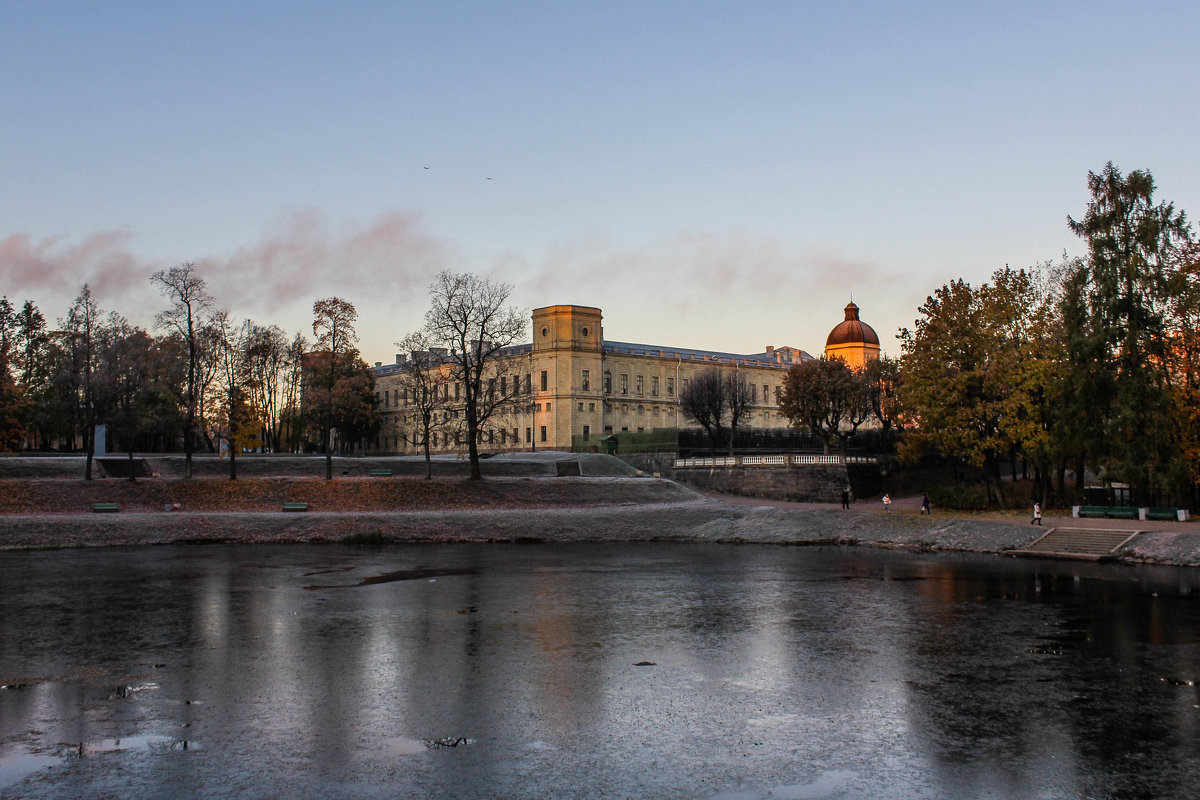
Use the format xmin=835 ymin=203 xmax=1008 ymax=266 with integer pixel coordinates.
xmin=376 ymin=373 xmax=543 ymax=409
xmin=598 ymin=372 xmax=781 ymax=404
xmin=372 ymin=425 xmax=550 ymax=451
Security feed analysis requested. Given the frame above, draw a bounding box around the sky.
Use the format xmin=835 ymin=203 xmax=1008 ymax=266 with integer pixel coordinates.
xmin=3 ymin=1 xmax=1199 ymax=363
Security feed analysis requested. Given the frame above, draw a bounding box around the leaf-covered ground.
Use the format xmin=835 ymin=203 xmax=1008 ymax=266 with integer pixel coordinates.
xmin=0 ymin=475 xmax=696 ymax=515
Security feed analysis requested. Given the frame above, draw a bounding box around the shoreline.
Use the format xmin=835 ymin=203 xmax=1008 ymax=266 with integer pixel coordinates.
xmin=4 ymin=492 xmax=1200 ymax=567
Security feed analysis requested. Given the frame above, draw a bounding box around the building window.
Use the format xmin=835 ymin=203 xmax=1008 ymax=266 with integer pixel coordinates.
xmin=620 ymin=374 xmax=628 ymax=394
xmin=546 ymin=402 xmax=551 ymax=411
xmin=763 ymin=384 xmax=769 ymax=403
xmin=682 ymin=378 xmax=690 ymax=392
xmin=667 ymin=377 xmax=674 ymax=397
xmin=500 ymin=376 xmax=507 ymax=396
xmin=581 ymin=369 xmax=590 ymax=391
xmin=455 ymin=384 xmax=460 ymax=400
xmin=637 ymin=405 xmax=644 ymax=415
xmin=588 ymin=403 xmax=595 ymax=411
xmin=578 ymin=402 xmax=584 ymax=411
xmin=540 ymin=426 xmax=547 ymax=443
xmin=526 ymin=427 xmax=532 ymax=443
xmin=604 ymin=425 xmax=613 ymax=434
xmin=635 ymin=375 xmax=644 ymax=395
xmin=604 ymin=371 xmax=612 ymax=393
xmin=651 ymin=376 xmax=659 ymax=397
xmin=582 ymin=425 xmax=590 ymax=440
xmin=751 ymin=384 xmax=757 ymax=403
xmin=525 ymin=374 xmax=532 ymax=394
xmin=652 ymin=406 xmax=659 ymax=416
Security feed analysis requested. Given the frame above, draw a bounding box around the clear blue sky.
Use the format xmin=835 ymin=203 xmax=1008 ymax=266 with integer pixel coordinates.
xmin=3 ymin=1 xmax=1198 ymax=362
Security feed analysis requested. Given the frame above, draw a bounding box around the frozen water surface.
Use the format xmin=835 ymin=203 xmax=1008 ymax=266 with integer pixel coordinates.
xmin=1 ymin=542 xmax=1199 ymax=799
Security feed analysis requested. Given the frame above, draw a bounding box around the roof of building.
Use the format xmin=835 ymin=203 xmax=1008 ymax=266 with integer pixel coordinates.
xmin=825 ymin=302 xmax=880 ymax=347
xmin=603 ymin=341 xmax=814 ymax=366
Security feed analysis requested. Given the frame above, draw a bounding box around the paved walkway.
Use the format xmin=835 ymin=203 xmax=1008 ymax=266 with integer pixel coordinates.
xmin=702 ymin=491 xmax=1200 ymax=535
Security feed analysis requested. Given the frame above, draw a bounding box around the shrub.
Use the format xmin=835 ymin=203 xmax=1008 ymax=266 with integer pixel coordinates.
xmin=929 ymin=484 xmax=987 ymax=511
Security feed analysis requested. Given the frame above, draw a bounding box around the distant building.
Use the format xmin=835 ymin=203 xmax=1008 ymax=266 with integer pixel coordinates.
xmin=367 ymin=302 xmax=879 ymax=454
xmin=824 ymin=302 xmax=880 ymax=368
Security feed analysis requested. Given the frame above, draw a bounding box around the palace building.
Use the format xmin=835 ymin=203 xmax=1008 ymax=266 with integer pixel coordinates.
xmin=367 ymin=302 xmax=879 ymax=454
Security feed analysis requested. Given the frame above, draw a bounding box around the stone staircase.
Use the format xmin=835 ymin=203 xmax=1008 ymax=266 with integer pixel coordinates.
xmin=1012 ymin=527 xmax=1142 ymax=560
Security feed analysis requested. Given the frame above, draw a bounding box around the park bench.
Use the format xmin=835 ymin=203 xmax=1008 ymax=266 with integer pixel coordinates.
xmin=282 ymin=502 xmax=308 ymax=512
xmin=369 ymin=469 xmax=393 ymax=477
xmin=91 ymin=502 xmax=119 ymax=513
xmin=1077 ymin=505 xmax=1139 ymax=519
xmin=1106 ymin=507 xmax=1139 ymax=519
xmin=1147 ymin=507 xmax=1181 ymax=521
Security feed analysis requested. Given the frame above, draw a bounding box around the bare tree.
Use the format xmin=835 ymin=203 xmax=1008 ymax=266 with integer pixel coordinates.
xmin=65 ymin=285 xmax=102 ymax=479
xmin=244 ymin=323 xmax=290 ymax=452
xmin=725 ymin=372 xmax=753 ymax=456
xmin=423 ymin=272 xmax=526 ymax=480
xmin=311 ymin=297 xmax=359 ymax=480
xmin=151 ymin=263 xmax=212 ymax=479
xmin=395 ymin=330 xmax=451 ymax=479
xmin=280 ymin=332 xmax=309 ymax=452
xmin=213 ymin=311 xmax=257 ymax=480
xmin=680 ymin=368 xmax=728 ymax=454
xmin=64 ymin=286 xmax=103 ymax=477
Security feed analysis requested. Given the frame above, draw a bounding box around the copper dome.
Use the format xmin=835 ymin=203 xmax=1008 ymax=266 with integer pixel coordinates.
xmin=825 ymin=302 xmax=880 ymax=347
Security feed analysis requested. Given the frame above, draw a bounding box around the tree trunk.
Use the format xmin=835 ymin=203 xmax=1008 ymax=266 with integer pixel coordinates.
xmin=324 ymin=426 xmax=333 ymax=480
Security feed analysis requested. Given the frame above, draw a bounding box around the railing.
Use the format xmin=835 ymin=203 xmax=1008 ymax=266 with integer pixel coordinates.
xmin=673 ymin=453 xmax=872 ymax=468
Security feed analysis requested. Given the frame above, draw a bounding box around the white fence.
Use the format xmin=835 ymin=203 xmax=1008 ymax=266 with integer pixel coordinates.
xmin=674 ymin=454 xmax=873 ymax=469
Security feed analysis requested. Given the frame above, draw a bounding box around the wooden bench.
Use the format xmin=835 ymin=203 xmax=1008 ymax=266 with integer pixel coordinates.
xmin=1106 ymin=507 xmax=1139 ymax=519
xmin=369 ymin=469 xmax=393 ymax=477
xmin=1077 ymin=506 xmax=1108 ymax=518
xmin=1147 ymin=507 xmax=1181 ymax=521
xmin=91 ymin=502 xmax=119 ymax=513
xmin=282 ymin=502 xmax=308 ymax=512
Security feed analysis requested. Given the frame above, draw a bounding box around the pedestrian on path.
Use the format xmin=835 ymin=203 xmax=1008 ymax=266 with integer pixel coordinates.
xmin=1031 ymin=502 xmax=1042 ymax=525
xmin=841 ymin=488 xmax=850 ymax=510
xmin=921 ymin=494 xmax=931 ymax=514
xmin=882 ymin=493 xmax=891 ymax=512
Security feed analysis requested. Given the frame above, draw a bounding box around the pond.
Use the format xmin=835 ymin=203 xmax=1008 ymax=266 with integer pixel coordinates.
xmin=1 ymin=543 xmax=1199 ymax=799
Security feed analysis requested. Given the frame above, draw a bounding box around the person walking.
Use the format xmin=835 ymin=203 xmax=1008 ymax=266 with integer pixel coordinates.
xmin=1031 ymin=502 xmax=1042 ymax=525
xmin=841 ymin=488 xmax=851 ymax=510
xmin=921 ymin=493 xmax=931 ymax=514
xmin=882 ymin=493 xmax=891 ymax=512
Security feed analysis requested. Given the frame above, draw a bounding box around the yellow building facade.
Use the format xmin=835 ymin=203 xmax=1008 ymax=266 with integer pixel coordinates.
xmin=368 ymin=303 xmax=878 ymax=454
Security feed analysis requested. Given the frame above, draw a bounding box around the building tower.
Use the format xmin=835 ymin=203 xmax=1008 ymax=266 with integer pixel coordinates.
xmin=530 ymin=305 xmax=604 ymax=449
xmin=824 ymin=301 xmax=880 ymax=368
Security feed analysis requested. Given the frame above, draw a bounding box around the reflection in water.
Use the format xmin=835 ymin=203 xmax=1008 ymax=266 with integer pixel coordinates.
xmin=1 ymin=544 xmax=1199 ymax=799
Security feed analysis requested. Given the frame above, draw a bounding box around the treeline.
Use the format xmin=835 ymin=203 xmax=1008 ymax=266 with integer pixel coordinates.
xmin=898 ymin=163 xmax=1198 ymax=508
xmin=676 ymin=164 xmax=1198 ymax=508
xmin=0 ymin=263 xmax=379 ymax=478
